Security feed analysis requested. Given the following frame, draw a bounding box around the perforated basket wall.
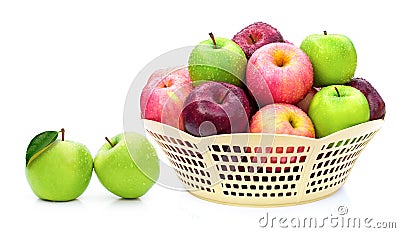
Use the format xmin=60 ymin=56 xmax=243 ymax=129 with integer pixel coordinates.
xmin=143 ymin=119 xmax=383 ymax=207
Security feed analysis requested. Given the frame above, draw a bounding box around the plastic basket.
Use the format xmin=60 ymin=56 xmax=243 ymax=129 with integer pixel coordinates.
xmin=143 ymin=119 xmax=383 ymax=207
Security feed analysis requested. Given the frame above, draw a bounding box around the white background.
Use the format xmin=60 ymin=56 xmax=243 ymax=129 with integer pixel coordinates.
xmin=1 ymin=0 xmax=399 ymax=232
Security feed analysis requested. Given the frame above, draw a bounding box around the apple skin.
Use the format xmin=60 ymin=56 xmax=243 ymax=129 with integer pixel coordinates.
xmin=308 ymin=85 xmax=370 ymax=138
xmin=243 ymin=86 xmax=260 ymax=117
xmin=347 ymin=78 xmax=386 ymax=120
xmin=26 ymin=140 xmax=93 ymax=201
xmin=300 ymin=32 xmax=357 ymax=87
xmin=295 ymin=87 xmax=319 ymax=113
xmin=250 ymin=103 xmax=315 ymax=138
xmin=182 ymin=81 xmax=250 ymax=137
xmin=94 ymin=133 xmax=159 ymax=199
xmin=188 ymin=36 xmax=247 ymax=87
xmin=140 ymin=67 xmax=193 ymax=130
xmin=246 ymin=42 xmax=313 ymax=106
xmin=232 ymin=22 xmax=284 ymax=59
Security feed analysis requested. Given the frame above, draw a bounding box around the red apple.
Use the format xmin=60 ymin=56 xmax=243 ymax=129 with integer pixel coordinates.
xmin=232 ymin=22 xmax=284 ymax=59
xmin=284 ymin=40 xmax=294 ymax=45
xmin=296 ymin=87 xmax=319 ymax=113
xmin=182 ymin=81 xmax=250 ymax=137
xmin=246 ymin=43 xmax=313 ymax=106
xmin=250 ymin=103 xmax=315 ymax=138
xmin=140 ymin=67 xmax=193 ymax=130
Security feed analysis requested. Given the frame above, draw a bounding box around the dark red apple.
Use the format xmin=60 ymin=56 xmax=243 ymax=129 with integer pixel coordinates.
xmin=243 ymin=85 xmax=260 ymax=118
xmin=232 ymin=22 xmax=284 ymax=59
xmin=347 ymin=78 xmax=386 ymax=120
xmin=182 ymin=81 xmax=250 ymax=137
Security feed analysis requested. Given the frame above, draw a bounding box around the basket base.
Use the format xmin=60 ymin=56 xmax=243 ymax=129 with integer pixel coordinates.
xmin=187 ymin=188 xmax=342 ymax=208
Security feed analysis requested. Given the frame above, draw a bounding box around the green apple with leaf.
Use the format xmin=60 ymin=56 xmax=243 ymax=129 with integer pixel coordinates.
xmin=188 ymin=32 xmax=247 ymax=87
xmin=25 ymin=129 xmax=93 ymax=201
xmin=300 ymin=31 xmax=357 ymax=87
xmin=94 ymin=132 xmax=159 ymax=199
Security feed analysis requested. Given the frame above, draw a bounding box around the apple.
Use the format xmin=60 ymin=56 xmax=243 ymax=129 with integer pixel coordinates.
xmin=140 ymin=67 xmax=193 ymax=130
xmin=26 ymin=129 xmax=93 ymax=201
xmin=232 ymin=21 xmax=284 ymax=59
xmin=250 ymin=103 xmax=315 ymax=138
xmin=284 ymin=40 xmax=294 ymax=45
xmin=94 ymin=132 xmax=159 ymax=199
xmin=347 ymin=77 xmax=386 ymax=120
xmin=243 ymin=86 xmax=260 ymax=117
xmin=188 ymin=33 xmax=247 ymax=87
xmin=300 ymin=31 xmax=357 ymax=87
xmin=246 ymin=42 xmax=313 ymax=106
xmin=295 ymin=87 xmax=319 ymax=113
xmin=308 ymin=85 xmax=370 ymax=138
xmin=182 ymin=81 xmax=250 ymax=137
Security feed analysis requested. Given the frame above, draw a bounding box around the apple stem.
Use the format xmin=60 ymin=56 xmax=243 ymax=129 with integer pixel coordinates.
xmin=248 ymin=34 xmax=256 ymax=44
xmin=334 ymin=86 xmax=340 ymax=97
xmin=60 ymin=128 xmax=65 ymax=141
xmin=105 ymin=137 xmax=114 ymax=148
xmin=218 ymin=89 xmax=231 ymax=104
xmin=324 ymin=30 xmax=327 ymax=35
xmin=209 ymin=32 xmax=217 ymax=49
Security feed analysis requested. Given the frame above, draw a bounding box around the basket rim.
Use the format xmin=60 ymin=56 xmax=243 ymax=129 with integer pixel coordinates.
xmin=142 ymin=118 xmax=384 ymax=141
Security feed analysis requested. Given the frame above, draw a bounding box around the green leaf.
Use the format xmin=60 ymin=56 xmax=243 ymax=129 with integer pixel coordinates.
xmin=26 ymin=131 xmax=59 ymax=166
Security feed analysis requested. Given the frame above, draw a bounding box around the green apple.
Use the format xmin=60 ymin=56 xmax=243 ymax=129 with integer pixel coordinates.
xmin=26 ymin=129 xmax=93 ymax=201
xmin=94 ymin=132 xmax=159 ymax=199
xmin=300 ymin=31 xmax=357 ymax=87
xmin=308 ymin=85 xmax=370 ymax=138
xmin=188 ymin=32 xmax=247 ymax=87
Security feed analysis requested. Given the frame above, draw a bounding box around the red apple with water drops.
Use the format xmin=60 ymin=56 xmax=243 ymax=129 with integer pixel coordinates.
xmin=140 ymin=67 xmax=193 ymax=130
xmin=250 ymin=103 xmax=315 ymax=138
xmin=232 ymin=22 xmax=284 ymax=59
xmin=246 ymin=42 xmax=314 ymax=107
xmin=182 ymin=81 xmax=250 ymax=137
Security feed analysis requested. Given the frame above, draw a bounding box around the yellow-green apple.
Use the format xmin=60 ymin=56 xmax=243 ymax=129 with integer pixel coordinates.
xmin=347 ymin=78 xmax=386 ymax=120
xmin=140 ymin=67 xmax=193 ymax=130
xmin=300 ymin=31 xmax=357 ymax=87
xmin=188 ymin=33 xmax=247 ymax=87
xmin=246 ymin=43 xmax=313 ymax=106
xmin=26 ymin=129 xmax=93 ymax=201
xmin=296 ymin=87 xmax=319 ymax=113
xmin=94 ymin=132 xmax=159 ymax=199
xmin=182 ymin=81 xmax=250 ymax=137
xmin=232 ymin=22 xmax=284 ymax=59
xmin=250 ymin=103 xmax=315 ymax=138
xmin=308 ymin=85 xmax=370 ymax=138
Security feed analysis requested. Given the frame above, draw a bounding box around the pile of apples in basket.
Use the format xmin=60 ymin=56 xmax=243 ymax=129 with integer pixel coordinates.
xmin=140 ymin=22 xmax=386 ymax=139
